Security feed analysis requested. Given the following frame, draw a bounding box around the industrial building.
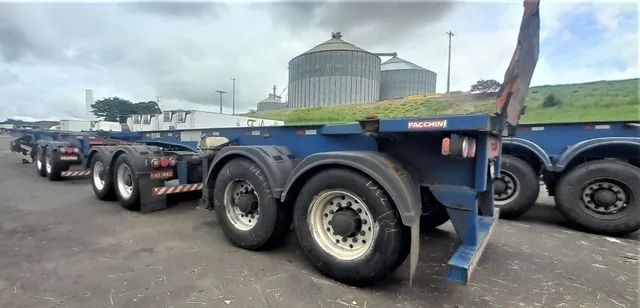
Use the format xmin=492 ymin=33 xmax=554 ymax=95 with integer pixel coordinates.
xmin=380 ymin=56 xmax=437 ymax=100
xmin=287 ymin=32 xmax=381 ymax=109
xmin=256 ymin=86 xmax=287 ymax=112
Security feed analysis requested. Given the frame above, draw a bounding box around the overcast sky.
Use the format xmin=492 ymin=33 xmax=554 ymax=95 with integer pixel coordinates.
xmin=0 ymin=0 xmax=637 ymax=121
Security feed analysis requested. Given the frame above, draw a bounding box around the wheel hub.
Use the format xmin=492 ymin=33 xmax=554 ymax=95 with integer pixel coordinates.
xmin=237 ymin=193 xmax=258 ymax=214
xmin=582 ymin=181 xmax=627 ymax=215
xmin=224 ymin=180 xmax=259 ymax=230
xmin=494 ymin=178 xmax=507 ymax=194
xmin=116 ymin=164 xmax=134 ymax=199
xmin=328 ymin=209 xmax=361 ymax=237
xmin=494 ymin=171 xmax=519 ymax=204
xmin=594 ymin=190 xmax=617 ymax=206
xmin=308 ymin=190 xmax=375 ymax=261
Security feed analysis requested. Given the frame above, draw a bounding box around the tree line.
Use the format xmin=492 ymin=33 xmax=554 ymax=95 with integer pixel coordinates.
xmin=91 ymin=97 xmax=162 ymax=122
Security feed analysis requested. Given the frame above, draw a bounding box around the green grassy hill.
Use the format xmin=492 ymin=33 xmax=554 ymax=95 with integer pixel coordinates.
xmin=252 ymin=78 xmax=639 ymax=125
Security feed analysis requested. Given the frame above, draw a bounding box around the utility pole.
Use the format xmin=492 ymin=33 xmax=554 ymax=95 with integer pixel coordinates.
xmin=215 ymin=90 xmax=227 ymax=114
xmin=230 ymin=77 xmax=237 ymax=115
xmin=446 ymin=31 xmax=454 ymax=93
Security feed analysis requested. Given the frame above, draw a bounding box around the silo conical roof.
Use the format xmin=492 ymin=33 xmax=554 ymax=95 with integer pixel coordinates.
xmin=381 ymin=56 xmax=430 ymax=71
xmin=298 ymin=32 xmax=370 ymax=56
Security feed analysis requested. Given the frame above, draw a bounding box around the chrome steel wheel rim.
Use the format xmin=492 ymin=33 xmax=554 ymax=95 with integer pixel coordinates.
xmin=93 ymin=161 xmax=105 ymax=191
xmin=581 ymin=180 xmax=628 ymax=215
xmin=45 ymin=155 xmax=52 ymax=174
xmin=116 ymin=163 xmax=134 ymax=199
xmin=494 ymin=170 xmax=520 ymax=205
xmin=307 ymin=190 xmax=375 ymax=260
xmin=223 ymin=179 xmax=259 ymax=231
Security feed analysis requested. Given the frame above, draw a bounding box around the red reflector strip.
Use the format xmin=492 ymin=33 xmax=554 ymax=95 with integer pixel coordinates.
xmin=582 ymin=124 xmax=610 ymax=130
xmin=295 ymin=129 xmax=317 ymax=136
xmin=152 ymin=183 xmax=203 ymax=196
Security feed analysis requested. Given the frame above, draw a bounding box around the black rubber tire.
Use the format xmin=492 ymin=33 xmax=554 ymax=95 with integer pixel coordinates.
xmin=113 ymin=154 xmax=141 ymax=211
xmin=213 ymin=158 xmax=290 ymax=250
xmin=293 ymin=168 xmax=409 ymax=286
xmin=90 ymin=153 xmax=116 ymax=201
xmin=555 ymin=160 xmax=640 ymax=235
xmin=35 ymin=146 xmax=46 ymax=177
xmin=45 ymin=147 xmax=64 ymax=181
xmin=420 ymin=202 xmax=450 ymax=232
xmin=494 ymin=155 xmax=539 ymax=218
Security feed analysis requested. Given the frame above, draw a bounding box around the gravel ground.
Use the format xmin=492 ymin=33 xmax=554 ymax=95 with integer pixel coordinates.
xmin=0 ymin=135 xmax=638 ymax=308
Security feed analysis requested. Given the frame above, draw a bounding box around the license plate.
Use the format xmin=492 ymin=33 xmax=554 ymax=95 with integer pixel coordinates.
xmin=150 ymin=169 xmax=173 ymax=180
xmin=59 ymin=155 xmax=79 ymax=161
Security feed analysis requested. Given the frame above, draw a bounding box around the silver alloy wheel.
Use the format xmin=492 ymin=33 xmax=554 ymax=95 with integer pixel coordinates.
xmin=116 ymin=163 xmax=134 ymax=200
xmin=45 ymin=155 xmax=52 ymax=174
xmin=93 ymin=160 xmax=105 ymax=191
xmin=307 ymin=189 xmax=375 ymax=260
xmin=223 ymin=179 xmax=259 ymax=230
xmin=494 ymin=170 xmax=520 ymax=205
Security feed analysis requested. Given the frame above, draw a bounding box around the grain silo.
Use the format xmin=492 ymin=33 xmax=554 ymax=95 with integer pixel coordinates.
xmin=288 ymin=32 xmax=380 ymax=109
xmin=379 ymin=56 xmax=437 ymax=100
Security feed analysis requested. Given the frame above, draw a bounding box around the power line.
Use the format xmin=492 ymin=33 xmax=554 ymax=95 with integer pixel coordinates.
xmin=215 ymin=90 xmax=227 ymax=114
xmin=230 ymin=78 xmax=237 ymax=115
xmin=446 ymin=31 xmax=454 ymax=93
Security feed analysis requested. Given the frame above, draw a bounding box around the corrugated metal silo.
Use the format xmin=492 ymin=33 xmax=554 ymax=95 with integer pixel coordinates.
xmin=288 ymin=32 xmax=380 ymax=108
xmin=380 ymin=56 xmax=437 ymax=100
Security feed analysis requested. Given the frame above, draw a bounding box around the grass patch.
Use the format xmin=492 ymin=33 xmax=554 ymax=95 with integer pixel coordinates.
xmin=253 ymin=78 xmax=639 ymax=125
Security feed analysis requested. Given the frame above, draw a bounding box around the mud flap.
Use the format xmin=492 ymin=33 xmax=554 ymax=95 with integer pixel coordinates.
xmin=409 ymin=219 xmax=420 ymax=285
xmin=139 ymin=174 xmax=167 ymax=213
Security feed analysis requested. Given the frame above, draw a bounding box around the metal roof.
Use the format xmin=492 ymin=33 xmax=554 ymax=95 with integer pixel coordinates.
xmin=259 ymin=94 xmax=283 ymax=104
xmin=381 ymin=56 xmax=431 ymax=72
xmin=298 ymin=32 xmax=371 ymax=56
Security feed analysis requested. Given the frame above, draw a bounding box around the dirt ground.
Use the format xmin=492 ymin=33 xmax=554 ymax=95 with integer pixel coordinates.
xmin=0 ymin=135 xmax=638 ymax=308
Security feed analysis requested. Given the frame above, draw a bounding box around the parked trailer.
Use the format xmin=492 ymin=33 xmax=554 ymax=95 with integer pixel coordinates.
xmin=9 ymin=2 xmax=539 ymax=286
xmin=9 ymin=129 xmax=131 ymax=180
xmin=494 ymin=121 xmax=640 ymax=235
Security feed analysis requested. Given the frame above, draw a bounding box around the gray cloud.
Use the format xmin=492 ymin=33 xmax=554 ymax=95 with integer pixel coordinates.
xmin=121 ymin=2 xmax=220 ymax=18
xmin=263 ymin=1 xmax=455 ymax=47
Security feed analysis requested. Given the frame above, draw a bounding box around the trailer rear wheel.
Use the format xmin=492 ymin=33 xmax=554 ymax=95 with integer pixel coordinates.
xmin=35 ymin=146 xmax=46 ymax=177
xmin=91 ymin=153 xmax=116 ymax=200
xmin=113 ymin=154 xmax=140 ymax=210
xmin=494 ymin=155 xmax=539 ymax=218
xmin=555 ymin=160 xmax=640 ymax=235
xmin=293 ymin=168 xmax=408 ymax=285
xmin=45 ymin=148 xmax=64 ymax=181
xmin=213 ymin=158 xmax=289 ymax=250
